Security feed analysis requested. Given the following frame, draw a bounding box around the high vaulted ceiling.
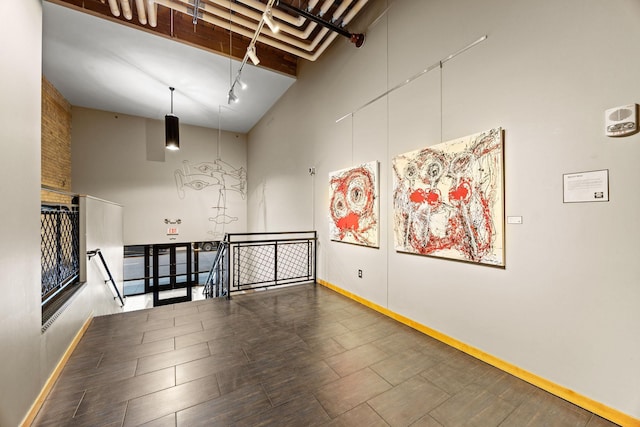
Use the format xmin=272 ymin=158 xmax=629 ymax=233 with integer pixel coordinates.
xmin=43 ymin=0 xmax=370 ymax=132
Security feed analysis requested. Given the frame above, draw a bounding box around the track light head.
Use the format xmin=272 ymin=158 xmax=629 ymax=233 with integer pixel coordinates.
xmin=227 ymin=89 xmax=238 ymax=104
xmin=263 ymin=9 xmax=279 ymax=33
xmin=247 ymin=45 xmax=260 ymax=65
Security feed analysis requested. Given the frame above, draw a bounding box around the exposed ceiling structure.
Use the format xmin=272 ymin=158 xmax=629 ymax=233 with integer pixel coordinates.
xmin=43 ymin=0 xmax=370 ymax=133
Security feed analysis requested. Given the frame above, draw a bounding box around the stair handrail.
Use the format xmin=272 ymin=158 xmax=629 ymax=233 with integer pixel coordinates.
xmin=204 ymin=234 xmax=229 ymax=298
xmin=87 ymin=248 xmax=126 ymax=307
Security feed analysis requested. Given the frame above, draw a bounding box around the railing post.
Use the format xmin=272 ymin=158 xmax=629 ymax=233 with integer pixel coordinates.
xmin=215 ymin=258 xmax=220 ymax=297
xmin=56 ymin=208 xmax=62 ymax=290
xmin=226 ymin=240 xmax=231 ymax=299
xmin=144 ymin=244 xmax=151 ymax=294
xmin=307 ymin=238 xmax=311 ymax=280
xmin=193 ymin=245 xmax=199 ymax=284
xmin=313 ymin=231 xmax=317 ymax=285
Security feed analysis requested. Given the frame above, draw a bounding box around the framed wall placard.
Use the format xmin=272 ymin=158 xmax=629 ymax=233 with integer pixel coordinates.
xmin=329 ymin=161 xmax=379 ymax=248
xmin=392 ymin=128 xmax=504 ymax=267
xmin=563 ymin=169 xmax=609 ymax=203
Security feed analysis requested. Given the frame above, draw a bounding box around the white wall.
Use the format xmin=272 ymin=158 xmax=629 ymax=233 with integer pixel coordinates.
xmin=81 ymin=196 xmax=125 ymax=316
xmin=0 ymin=2 xmax=43 ymax=425
xmin=0 ymin=4 xmax=129 ymax=424
xmin=72 ymin=107 xmax=247 ymax=245
xmin=248 ymin=0 xmax=640 ymax=420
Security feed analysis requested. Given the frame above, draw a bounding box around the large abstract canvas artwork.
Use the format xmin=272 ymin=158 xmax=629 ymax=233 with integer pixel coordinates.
xmin=392 ymin=128 xmax=504 ymax=266
xmin=329 ymin=161 xmax=379 ymax=248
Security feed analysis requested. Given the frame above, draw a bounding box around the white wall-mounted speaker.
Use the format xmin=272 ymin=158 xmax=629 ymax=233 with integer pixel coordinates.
xmin=605 ymin=104 xmax=638 ymax=137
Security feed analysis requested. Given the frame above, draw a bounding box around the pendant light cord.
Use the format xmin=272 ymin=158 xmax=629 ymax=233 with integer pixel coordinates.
xmin=169 ymin=87 xmax=175 ymax=114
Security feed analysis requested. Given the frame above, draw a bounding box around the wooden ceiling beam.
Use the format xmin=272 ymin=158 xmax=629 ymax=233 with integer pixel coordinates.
xmin=47 ymin=0 xmax=298 ymax=77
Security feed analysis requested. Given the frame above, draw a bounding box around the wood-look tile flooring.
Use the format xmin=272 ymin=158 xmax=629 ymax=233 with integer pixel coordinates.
xmin=33 ymin=284 xmax=620 ymax=427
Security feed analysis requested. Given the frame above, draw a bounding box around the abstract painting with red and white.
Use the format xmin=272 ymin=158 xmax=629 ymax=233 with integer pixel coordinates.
xmin=392 ymin=128 xmax=504 ymax=266
xmin=329 ymin=161 xmax=379 ymax=248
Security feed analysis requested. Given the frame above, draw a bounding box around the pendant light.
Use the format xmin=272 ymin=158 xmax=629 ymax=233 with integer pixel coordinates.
xmin=165 ymin=87 xmax=179 ymax=150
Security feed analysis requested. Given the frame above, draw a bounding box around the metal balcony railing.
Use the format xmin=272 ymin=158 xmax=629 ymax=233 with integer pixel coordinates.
xmin=204 ymin=231 xmax=317 ymax=298
xmin=41 ymin=187 xmax=83 ymax=329
xmin=41 ymin=202 xmax=80 ymax=305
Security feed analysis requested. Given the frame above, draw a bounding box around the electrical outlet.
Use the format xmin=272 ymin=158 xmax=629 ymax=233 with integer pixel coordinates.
xmin=358 ymin=269 xmax=362 ymax=278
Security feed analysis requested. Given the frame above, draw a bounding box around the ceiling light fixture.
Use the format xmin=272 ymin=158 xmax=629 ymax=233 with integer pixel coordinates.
xmin=237 ymin=76 xmax=248 ymax=90
xmin=227 ymin=88 xmax=238 ymax=104
xmin=246 ymin=45 xmax=260 ymax=66
xmin=226 ymin=0 xmax=277 ymax=106
xmin=165 ymin=87 xmax=180 ymax=150
xmin=262 ymin=9 xmax=280 ymax=33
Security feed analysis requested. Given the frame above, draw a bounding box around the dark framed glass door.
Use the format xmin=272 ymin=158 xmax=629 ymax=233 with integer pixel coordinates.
xmin=152 ymin=243 xmax=192 ymax=306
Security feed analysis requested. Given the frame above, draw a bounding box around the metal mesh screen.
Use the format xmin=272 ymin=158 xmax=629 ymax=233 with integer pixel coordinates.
xmin=205 ymin=232 xmax=316 ymax=298
xmin=276 ymin=242 xmax=311 ymax=281
xmin=232 ymin=239 xmax=314 ymax=290
xmin=235 ymin=244 xmax=276 ymax=287
xmin=41 ymin=205 xmax=80 ymax=302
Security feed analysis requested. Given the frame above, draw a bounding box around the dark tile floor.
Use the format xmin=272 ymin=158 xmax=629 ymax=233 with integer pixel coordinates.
xmin=33 ymin=284 xmax=621 ymax=427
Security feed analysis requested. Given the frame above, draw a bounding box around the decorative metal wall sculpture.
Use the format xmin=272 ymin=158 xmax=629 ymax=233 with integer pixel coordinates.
xmin=329 ymin=161 xmax=379 ymax=248
xmin=392 ymin=128 xmax=504 ymax=266
xmin=175 ymin=159 xmax=247 ymax=239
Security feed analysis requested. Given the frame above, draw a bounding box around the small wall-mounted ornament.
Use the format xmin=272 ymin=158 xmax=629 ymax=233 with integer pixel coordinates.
xmin=164 ymin=218 xmax=182 ymax=224
xmin=605 ymin=104 xmax=638 ymax=137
